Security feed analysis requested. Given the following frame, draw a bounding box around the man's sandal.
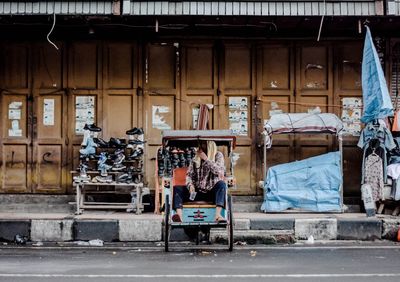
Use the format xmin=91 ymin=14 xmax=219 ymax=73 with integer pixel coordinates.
xmin=172 ymin=214 xmax=182 ymax=222
xmin=215 ymin=216 xmax=227 ymax=223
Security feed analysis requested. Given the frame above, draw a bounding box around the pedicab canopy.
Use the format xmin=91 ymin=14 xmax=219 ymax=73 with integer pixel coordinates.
xmin=161 ymin=130 xmax=236 ymax=149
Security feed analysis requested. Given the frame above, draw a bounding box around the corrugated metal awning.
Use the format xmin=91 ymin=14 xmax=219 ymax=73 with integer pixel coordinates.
xmin=0 ymin=1 xmax=115 ymax=15
xmin=122 ymin=1 xmax=380 ymax=16
xmin=387 ymin=0 xmax=400 ymax=15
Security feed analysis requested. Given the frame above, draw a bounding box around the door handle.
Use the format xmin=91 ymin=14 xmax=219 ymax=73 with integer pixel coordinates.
xmin=11 ymin=151 xmax=15 ymax=167
xmin=42 ymin=152 xmax=53 ymax=164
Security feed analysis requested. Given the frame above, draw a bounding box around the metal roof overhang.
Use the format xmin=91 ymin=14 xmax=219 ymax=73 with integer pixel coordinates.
xmin=387 ymin=0 xmax=400 ymax=15
xmin=122 ymin=0 xmax=382 ymax=16
xmin=0 ymin=1 xmax=383 ymax=16
xmin=0 ymin=1 xmax=117 ymax=15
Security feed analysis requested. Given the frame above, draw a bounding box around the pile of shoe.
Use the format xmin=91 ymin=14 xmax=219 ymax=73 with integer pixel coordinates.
xmin=126 ymin=127 xmax=145 ymax=161
xmin=157 ymin=146 xmax=196 ymax=177
xmin=76 ymin=125 xmax=146 ymax=185
xmin=73 ymin=163 xmax=91 ymax=183
xmin=80 ymin=123 xmax=102 ymax=157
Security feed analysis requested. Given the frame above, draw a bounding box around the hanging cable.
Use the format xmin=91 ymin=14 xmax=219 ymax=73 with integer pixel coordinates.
xmin=47 ymin=2 xmax=59 ymax=51
xmin=317 ymin=0 xmax=326 ymax=42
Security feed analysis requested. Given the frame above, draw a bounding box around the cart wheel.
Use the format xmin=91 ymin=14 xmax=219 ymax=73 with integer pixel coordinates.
xmin=164 ymin=195 xmax=170 ymax=252
xmin=227 ymin=195 xmax=234 ymax=252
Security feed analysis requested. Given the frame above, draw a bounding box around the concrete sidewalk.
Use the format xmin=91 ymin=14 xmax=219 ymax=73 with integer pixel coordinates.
xmin=1 ymin=211 xmax=400 ymax=244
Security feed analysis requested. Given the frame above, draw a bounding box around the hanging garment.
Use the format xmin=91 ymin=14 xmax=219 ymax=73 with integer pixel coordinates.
xmin=364 ymin=153 xmax=384 ymax=201
xmin=358 ymin=121 xmax=395 ymax=183
xmin=393 ymin=110 xmax=400 ymax=132
xmin=196 ymin=104 xmax=213 ymax=130
xmin=387 ymin=163 xmax=400 ymax=180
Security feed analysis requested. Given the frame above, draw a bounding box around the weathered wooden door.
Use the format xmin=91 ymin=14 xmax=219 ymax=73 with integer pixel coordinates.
xmin=256 ymin=43 xmax=295 ymax=194
xmin=31 ymin=43 xmax=67 ymax=193
xmin=102 ymin=42 xmax=139 ymax=140
xmin=334 ymin=42 xmax=363 ymax=196
xmin=219 ymin=42 xmax=256 ymax=195
xmin=295 ymin=44 xmax=334 ymax=159
xmin=66 ymin=42 xmax=102 ymax=191
xmin=143 ymin=42 xmax=179 ymax=189
xmin=0 ymin=43 xmax=32 ymax=193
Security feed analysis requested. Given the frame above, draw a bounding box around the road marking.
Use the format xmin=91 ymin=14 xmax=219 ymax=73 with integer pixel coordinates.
xmin=1 ymin=273 xmax=400 ymax=278
xmin=2 ymin=244 xmax=400 ymax=251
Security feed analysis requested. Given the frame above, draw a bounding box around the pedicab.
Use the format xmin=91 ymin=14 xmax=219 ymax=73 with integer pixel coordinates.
xmin=159 ymin=130 xmax=236 ymax=252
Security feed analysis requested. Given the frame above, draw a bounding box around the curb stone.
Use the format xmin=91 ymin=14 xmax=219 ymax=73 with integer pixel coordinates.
xmin=337 ymin=218 xmax=382 ymax=240
xmin=73 ymin=220 xmax=119 ymax=242
xmin=295 ymin=218 xmax=337 ymax=240
xmin=0 ymin=220 xmax=30 ymax=242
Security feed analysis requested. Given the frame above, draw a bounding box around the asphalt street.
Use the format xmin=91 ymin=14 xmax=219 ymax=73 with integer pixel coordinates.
xmin=0 ymin=243 xmax=400 ymax=282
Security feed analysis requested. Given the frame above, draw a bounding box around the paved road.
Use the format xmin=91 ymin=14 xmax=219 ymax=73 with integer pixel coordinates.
xmin=1 ymin=243 xmax=400 ymax=282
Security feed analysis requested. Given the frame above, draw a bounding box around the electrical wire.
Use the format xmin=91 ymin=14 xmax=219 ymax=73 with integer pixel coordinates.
xmin=317 ymin=0 xmax=326 ymax=42
xmin=46 ymin=3 xmax=59 ymax=51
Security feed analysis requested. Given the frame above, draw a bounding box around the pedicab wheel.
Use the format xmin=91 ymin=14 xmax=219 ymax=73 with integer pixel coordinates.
xmin=227 ymin=195 xmax=234 ymax=252
xmin=164 ymin=195 xmax=170 ymax=252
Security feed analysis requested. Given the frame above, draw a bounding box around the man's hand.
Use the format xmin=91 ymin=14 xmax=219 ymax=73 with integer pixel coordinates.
xmin=188 ymin=184 xmax=195 ymax=194
xmin=197 ymin=151 xmax=208 ymax=161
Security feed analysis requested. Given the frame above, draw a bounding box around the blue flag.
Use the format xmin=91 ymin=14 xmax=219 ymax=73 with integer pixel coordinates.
xmin=361 ymin=26 xmax=393 ymax=123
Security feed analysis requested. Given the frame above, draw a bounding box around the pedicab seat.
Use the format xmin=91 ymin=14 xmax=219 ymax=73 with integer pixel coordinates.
xmin=182 ymin=201 xmax=215 ymax=208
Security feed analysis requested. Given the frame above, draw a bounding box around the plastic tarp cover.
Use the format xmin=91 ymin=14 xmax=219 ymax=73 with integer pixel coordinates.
xmin=264 ymin=113 xmax=343 ymax=135
xmin=261 ymin=152 xmax=342 ymax=212
xmin=361 ymin=26 xmax=393 ymax=123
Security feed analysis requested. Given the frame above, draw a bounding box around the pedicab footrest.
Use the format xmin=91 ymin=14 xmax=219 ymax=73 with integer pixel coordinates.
xmin=180 ymin=206 xmax=226 ymax=223
xmin=171 ymin=222 xmax=227 ymax=227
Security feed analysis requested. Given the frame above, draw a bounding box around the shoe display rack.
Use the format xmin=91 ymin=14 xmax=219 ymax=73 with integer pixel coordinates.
xmin=71 ymin=125 xmax=148 ymax=214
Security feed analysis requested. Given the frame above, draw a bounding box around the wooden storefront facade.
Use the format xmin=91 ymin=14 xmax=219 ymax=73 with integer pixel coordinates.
xmin=0 ymin=39 xmax=368 ymax=198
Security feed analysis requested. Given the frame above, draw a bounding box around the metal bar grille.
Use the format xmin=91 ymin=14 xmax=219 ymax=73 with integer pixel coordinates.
xmin=391 ymin=43 xmax=400 ymax=110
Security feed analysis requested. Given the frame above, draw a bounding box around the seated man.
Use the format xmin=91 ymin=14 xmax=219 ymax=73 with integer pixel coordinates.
xmin=172 ymin=141 xmax=227 ymax=222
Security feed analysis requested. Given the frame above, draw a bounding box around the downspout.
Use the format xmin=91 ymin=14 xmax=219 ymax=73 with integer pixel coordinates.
xmin=375 ymin=0 xmax=385 ymax=16
xmin=113 ymin=0 xmax=121 ymax=16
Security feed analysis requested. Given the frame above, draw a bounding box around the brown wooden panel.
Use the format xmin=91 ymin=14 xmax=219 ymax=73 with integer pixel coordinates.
xmin=337 ymin=45 xmax=362 ymax=91
xmin=72 ymin=145 xmax=81 ymax=172
xmin=1 ymin=44 xmax=28 ymax=89
xmin=232 ymin=146 xmax=253 ymax=194
xmin=35 ymin=43 xmax=63 ymax=89
xmin=186 ymin=46 xmax=214 ymax=90
xmin=262 ymin=96 xmax=291 ymax=142
xmin=300 ymin=47 xmax=328 ymax=90
xmin=2 ymin=95 xmax=28 ymax=139
xmin=261 ymin=47 xmax=290 ymax=90
xmin=1 ymin=144 xmax=28 ymax=191
xmin=266 ymin=146 xmax=291 ymax=168
xmin=35 ymin=145 xmax=62 ymax=192
xmin=225 ymin=46 xmax=251 ymax=89
xmin=146 ymin=95 xmax=175 ymax=145
xmin=343 ymin=145 xmax=362 ymax=197
xmin=147 ymin=45 xmax=175 ymax=89
xmin=262 ymin=95 xmax=291 ymax=120
xmin=107 ymin=44 xmax=133 ymax=89
xmin=181 ymin=96 xmax=214 ymax=130
xmin=69 ymin=43 xmax=98 ymax=89
xmin=145 ymin=145 xmax=159 ymax=191
xmin=296 ymin=95 xmax=329 ymax=113
xmin=298 ymin=146 xmax=329 ymax=160
xmin=37 ymin=95 xmax=63 ymax=139
xmin=105 ymin=95 xmax=134 ymax=138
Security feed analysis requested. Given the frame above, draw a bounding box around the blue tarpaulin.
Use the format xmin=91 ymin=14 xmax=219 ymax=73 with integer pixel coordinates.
xmin=361 ymin=26 xmax=393 ymax=123
xmin=261 ymin=152 xmax=342 ymax=212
